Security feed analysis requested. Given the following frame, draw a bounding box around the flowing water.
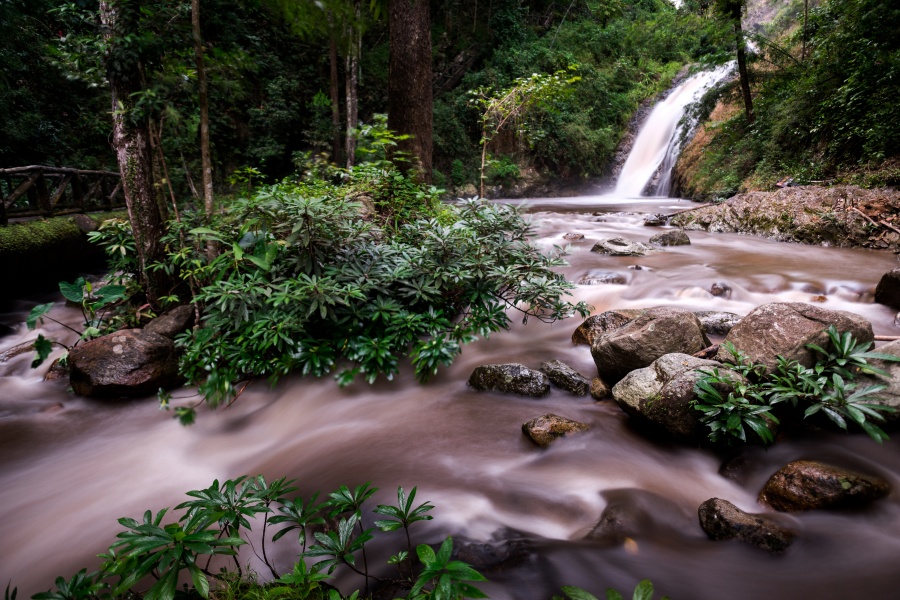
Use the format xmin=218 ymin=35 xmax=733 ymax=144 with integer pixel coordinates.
xmin=4 ymin=71 xmax=900 ymax=598
xmin=3 ymin=197 xmax=900 ymax=599
xmin=614 ymin=64 xmax=732 ymax=198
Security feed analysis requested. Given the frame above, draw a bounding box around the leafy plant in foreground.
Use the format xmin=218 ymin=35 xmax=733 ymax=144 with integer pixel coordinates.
xmin=34 ymin=477 xmax=486 ymax=600
xmin=693 ymin=367 xmax=779 ymax=445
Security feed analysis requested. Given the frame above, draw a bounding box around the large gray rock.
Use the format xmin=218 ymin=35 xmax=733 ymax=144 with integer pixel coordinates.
xmin=856 ymin=339 xmax=900 ymax=427
xmin=540 ymin=360 xmax=590 ymax=395
xmin=759 ymin=460 xmax=890 ymax=512
xmin=592 ymin=307 xmax=710 ymax=384
xmin=522 ymin=413 xmax=589 ymax=448
xmin=649 ymin=230 xmax=690 ymax=246
xmin=571 ymin=310 xmax=643 ymax=346
xmin=590 ymin=237 xmax=653 ymax=257
xmin=612 ymin=353 xmax=733 ymax=443
xmin=144 ymin=305 xmax=195 ymax=339
xmin=468 ymin=364 xmax=550 ymax=397
xmin=875 ymin=268 xmax=900 ymax=310
xmin=716 ymin=302 xmax=873 ymax=373
xmin=68 ymin=329 xmax=180 ymax=398
xmin=694 ymin=311 xmax=742 ymax=336
xmin=698 ymin=498 xmax=796 ymax=553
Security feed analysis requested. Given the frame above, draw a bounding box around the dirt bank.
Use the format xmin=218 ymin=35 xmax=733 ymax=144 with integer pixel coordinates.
xmin=670 ymin=185 xmax=900 ymax=251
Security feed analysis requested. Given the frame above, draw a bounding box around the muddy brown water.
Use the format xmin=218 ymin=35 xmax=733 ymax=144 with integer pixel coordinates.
xmin=2 ymin=196 xmax=900 ymax=599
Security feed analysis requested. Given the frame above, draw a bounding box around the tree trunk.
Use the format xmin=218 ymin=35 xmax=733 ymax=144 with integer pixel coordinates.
xmin=344 ymin=1 xmax=360 ymax=169
xmin=192 ymin=0 xmax=214 ymax=218
xmin=328 ymin=19 xmax=342 ymax=165
xmin=99 ymin=0 xmax=173 ymax=306
xmin=388 ymin=0 xmax=433 ymax=183
xmin=730 ymin=2 xmax=754 ymax=123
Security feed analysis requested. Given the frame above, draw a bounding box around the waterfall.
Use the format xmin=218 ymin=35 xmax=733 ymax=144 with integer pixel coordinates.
xmin=613 ymin=63 xmax=733 ymax=197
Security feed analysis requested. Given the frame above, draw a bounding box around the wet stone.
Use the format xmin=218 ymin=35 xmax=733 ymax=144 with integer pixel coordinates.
xmin=522 ymin=413 xmax=589 ymax=448
xmin=643 ymin=213 xmax=668 ymax=226
xmin=563 ymin=232 xmax=585 ymax=240
xmin=577 ymin=272 xmax=627 ymax=285
xmin=590 ymin=377 xmax=611 ymax=400
xmin=709 ymin=282 xmax=732 ymax=297
xmin=571 ymin=310 xmax=642 ymax=346
xmin=698 ymin=498 xmax=796 ymax=554
xmin=694 ymin=311 xmax=742 ymax=336
xmin=649 ymin=230 xmax=691 ymax=246
xmin=590 ymin=237 xmax=653 ymax=257
xmin=468 ymin=363 xmax=550 ymax=397
xmin=759 ymin=460 xmax=890 ymax=512
xmin=540 ymin=359 xmax=590 ymax=396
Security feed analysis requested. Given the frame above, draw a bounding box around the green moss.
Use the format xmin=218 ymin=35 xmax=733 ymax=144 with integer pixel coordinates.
xmin=0 ymin=212 xmax=127 ymax=257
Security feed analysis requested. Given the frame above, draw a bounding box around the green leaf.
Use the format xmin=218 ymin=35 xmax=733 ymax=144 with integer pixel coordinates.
xmin=189 ymin=564 xmax=209 ymax=599
xmin=59 ymin=278 xmax=86 ymax=304
xmin=26 ymin=303 xmax=54 ymax=330
xmin=31 ymin=334 xmax=53 ymax=369
xmin=632 ymin=579 xmax=654 ymax=600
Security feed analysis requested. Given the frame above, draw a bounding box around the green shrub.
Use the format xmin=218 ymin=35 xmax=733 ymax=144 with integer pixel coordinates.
xmin=693 ymin=327 xmax=899 ymax=445
xmin=146 ymin=175 xmax=588 ymax=409
xmin=30 ymin=478 xmax=486 ymax=600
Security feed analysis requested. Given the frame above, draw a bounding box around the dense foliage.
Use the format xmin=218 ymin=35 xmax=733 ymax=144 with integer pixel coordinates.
xmin=3 ymin=0 xmax=729 ymax=194
xmin=161 ymin=174 xmax=588 ymax=407
xmin=693 ymin=326 xmax=899 ymax=445
xmin=28 ymin=477 xmax=487 ymax=600
xmin=677 ymin=0 xmax=900 ymax=197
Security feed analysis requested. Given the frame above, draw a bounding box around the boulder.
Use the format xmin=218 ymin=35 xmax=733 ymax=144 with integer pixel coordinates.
xmin=468 ymin=364 xmax=550 ymax=397
xmin=540 ymin=360 xmax=590 ymax=395
xmin=697 ymin=498 xmax=795 ymax=553
xmin=590 ymin=377 xmax=611 ymax=400
xmin=144 ymin=305 xmax=195 ymax=339
xmin=577 ymin=272 xmax=627 ymax=285
xmin=571 ymin=310 xmax=643 ymax=346
xmin=68 ymin=329 xmax=181 ymax=398
xmin=522 ymin=413 xmax=589 ymax=448
xmin=759 ymin=460 xmax=890 ymax=512
xmin=715 ymin=302 xmax=873 ymax=373
xmin=611 ymin=353 xmax=734 ymax=443
xmin=874 ymin=268 xmax=900 ymax=310
xmin=856 ymin=339 xmax=900 ymax=427
xmin=590 ymin=237 xmax=653 ymax=257
xmin=643 ymin=214 xmax=668 ymax=226
xmin=592 ymin=307 xmax=710 ymax=384
xmin=562 ymin=232 xmax=585 ymax=241
xmin=649 ymin=230 xmax=691 ymax=246
xmin=694 ymin=311 xmax=742 ymax=336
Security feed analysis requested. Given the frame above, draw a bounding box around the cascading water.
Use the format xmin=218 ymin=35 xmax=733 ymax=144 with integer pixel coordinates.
xmin=613 ymin=64 xmax=733 ymax=197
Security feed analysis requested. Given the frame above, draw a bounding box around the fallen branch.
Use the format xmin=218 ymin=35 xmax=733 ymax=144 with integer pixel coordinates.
xmin=849 ymin=206 xmax=878 ymax=227
xmin=875 ymin=335 xmax=900 ymax=342
xmin=693 ymin=344 xmax=719 ymax=359
xmin=879 ymin=219 xmax=900 ymax=236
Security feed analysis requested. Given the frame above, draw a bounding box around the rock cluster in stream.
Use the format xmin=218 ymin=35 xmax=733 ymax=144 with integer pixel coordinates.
xmin=467 ymin=295 xmax=900 ymax=555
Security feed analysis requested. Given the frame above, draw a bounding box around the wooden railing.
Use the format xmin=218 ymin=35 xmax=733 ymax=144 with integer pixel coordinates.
xmin=0 ymin=165 xmax=125 ymax=225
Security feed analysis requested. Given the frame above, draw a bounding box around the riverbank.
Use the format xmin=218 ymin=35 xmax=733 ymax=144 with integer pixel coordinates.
xmin=670 ymin=185 xmax=900 ymax=252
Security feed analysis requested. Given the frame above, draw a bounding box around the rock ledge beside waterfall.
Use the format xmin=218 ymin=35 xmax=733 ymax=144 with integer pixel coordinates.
xmin=670 ymin=185 xmax=900 ymax=250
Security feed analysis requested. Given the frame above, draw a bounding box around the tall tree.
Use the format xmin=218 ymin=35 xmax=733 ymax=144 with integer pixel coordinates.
xmin=191 ymin=0 xmax=214 ymax=221
xmin=99 ymin=0 xmax=173 ymax=305
xmin=388 ymin=0 xmax=433 ymax=182
xmin=716 ymin=0 xmax=753 ymax=123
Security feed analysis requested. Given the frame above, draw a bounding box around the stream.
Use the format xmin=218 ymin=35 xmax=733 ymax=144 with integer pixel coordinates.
xmin=3 ymin=195 xmax=900 ymax=599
